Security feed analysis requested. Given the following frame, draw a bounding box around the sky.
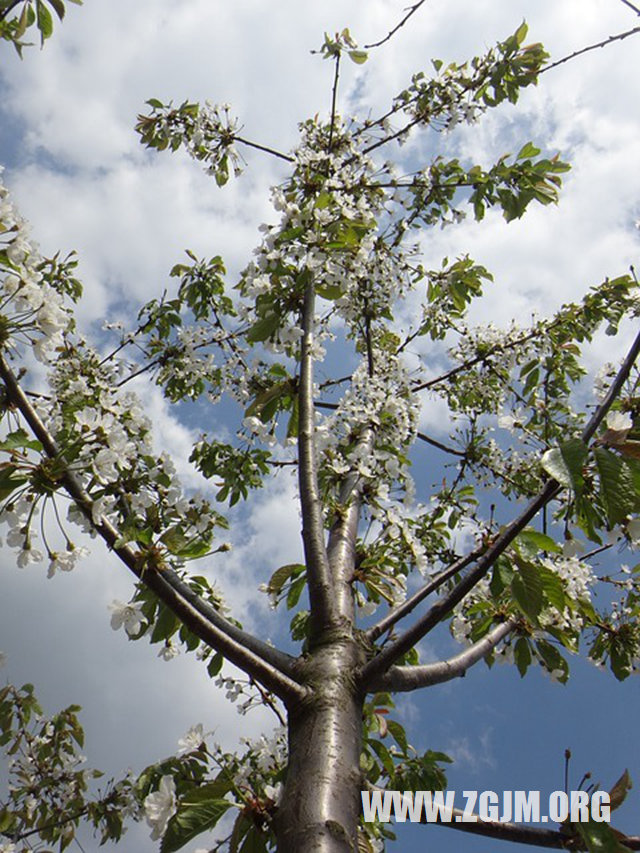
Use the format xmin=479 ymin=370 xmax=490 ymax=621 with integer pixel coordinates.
xmin=1 ymin=1 xmax=640 ymax=851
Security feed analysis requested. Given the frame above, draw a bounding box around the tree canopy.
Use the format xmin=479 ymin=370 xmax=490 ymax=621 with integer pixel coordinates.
xmin=0 ymin=2 xmax=640 ymax=852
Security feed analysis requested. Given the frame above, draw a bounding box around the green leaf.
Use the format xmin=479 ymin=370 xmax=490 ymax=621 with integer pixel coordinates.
xmin=161 ymin=787 xmax=232 ymax=853
xmin=595 ymin=448 xmax=637 ymax=526
xmin=150 ymin=605 xmax=180 ymax=644
xmin=47 ymin=0 xmax=66 ymax=21
xmin=514 ymin=21 xmax=528 ymax=45
xmin=541 ymin=438 xmax=588 ymax=493
xmin=160 ymin=527 xmax=211 ymax=559
xmin=316 ymin=283 xmax=344 ymax=301
xmin=286 ymin=575 xmax=307 ymax=609
xmin=608 ymin=769 xmax=632 ymax=812
xmin=0 ymin=429 xmax=43 ymax=452
xmin=36 ymin=0 xmax=54 ymax=42
xmin=514 ymin=637 xmax=531 ymax=677
xmin=16 ymin=2 xmax=31 ymax=37
xmin=266 ymin=563 xmax=305 ymax=596
xmin=511 ymin=560 xmax=543 ymax=622
xmin=516 ymin=528 xmax=562 ymax=559
xmin=535 ymin=639 xmax=569 ymax=683
xmin=538 ymin=566 xmax=567 ymax=613
xmin=0 ymin=466 xmax=28 ymax=500
xmin=238 ymin=824 xmax=269 ymax=853
xmin=207 ymin=652 xmax=224 ymax=678
xmin=246 ymin=312 xmax=280 ymax=343
xmin=541 ymin=447 xmax=571 ymax=487
xmin=348 ymin=49 xmax=368 ymax=64
xmin=490 ymin=559 xmax=514 ymax=597
xmin=574 ymin=818 xmax=632 ymax=853
xmin=386 ymin=719 xmax=409 ymax=753
xmin=516 ymin=141 xmax=540 ymax=160
xmin=229 ymin=813 xmax=249 ymax=853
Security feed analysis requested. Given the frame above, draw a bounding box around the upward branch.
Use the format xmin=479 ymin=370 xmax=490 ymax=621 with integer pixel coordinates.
xmin=0 ymin=355 xmax=306 ymax=705
xmin=360 ymin=326 xmax=640 ymax=689
xmin=297 ymin=278 xmax=338 ymax=637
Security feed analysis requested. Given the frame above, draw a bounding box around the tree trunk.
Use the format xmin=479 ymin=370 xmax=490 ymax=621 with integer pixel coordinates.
xmin=275 ymin=636 xmax=365 ymax=852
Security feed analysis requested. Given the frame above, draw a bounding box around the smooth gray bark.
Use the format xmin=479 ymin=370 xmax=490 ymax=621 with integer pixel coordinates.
xmin=277 ymin=638 xmax=366 ymax=853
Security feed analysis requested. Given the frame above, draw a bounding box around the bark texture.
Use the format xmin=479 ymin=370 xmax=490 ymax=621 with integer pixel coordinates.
xmin=275 ymin=638 xmax=365 ymax=853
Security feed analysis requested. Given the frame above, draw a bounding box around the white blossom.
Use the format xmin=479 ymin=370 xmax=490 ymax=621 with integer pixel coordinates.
xmin=108 ymin=600 xmax=145 ymax=637
xmin=627 ymin=517 xmax=640 ymax=544
xmin=177 ymin=724 xmax=205 ymax=755
xmin=144 ymin=775 xmax=177 ymax=840
xmin=606 ymin=411 xmax=633 ymax=432
xmin=158 ymin=642 xmax=179 ymax=661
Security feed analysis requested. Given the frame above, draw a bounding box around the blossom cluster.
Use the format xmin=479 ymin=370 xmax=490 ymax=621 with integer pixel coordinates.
xmin=44 ymin=344 xmax=225 ymax=560
xmin=0 ymin=171 xmax=71 ymax=361
xmin=227 ymin=725 xmax=287 ymax=801
xmin=451 ymin=552 xmax=597 ymax=677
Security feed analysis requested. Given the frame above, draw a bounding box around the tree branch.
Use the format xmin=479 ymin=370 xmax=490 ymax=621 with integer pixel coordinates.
xmin=620 ymin=0 xmax=640 ymax=15
xmin=326 ymin=430 xmax=373 ymax=621
xmin=411 ymin=321 xmax=560 ymax=394
xmin=359 ymin=326 xmax=640 ymax=689
xmin=364 ymin=0 xmax=430 ymax=50
xmin=540 ymin=25 xmax=640 ymax=74
xmin=416 ymin=430 xmax=466 ymax=457
xmin=366 ymin=546 xmax=485 ymax=642
xmin=297 ymin=279 xmax=338 ymax=636
xmin=430 ymin=808 xmax=640 ymax=849
xmin=0 ymin=1 xmax=23 ymax=24
xmin=369 ymin=618 xmax=518 ymax=692
xmin=0 ymin=355 xmax=307 ymax=706
xmin=232 ymin=135 xmax=294 ymax=163
xmin=328 ymin=50 xmax=341 ymax=153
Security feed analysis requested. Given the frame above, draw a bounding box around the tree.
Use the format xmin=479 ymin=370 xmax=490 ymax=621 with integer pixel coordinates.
xmin=1 ymin=2 xmax=640 ymax=852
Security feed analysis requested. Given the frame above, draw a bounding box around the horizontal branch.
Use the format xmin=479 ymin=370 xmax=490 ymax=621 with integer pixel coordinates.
xmin=432 ymin=808 xmax=640 ymax=849
xmin=369 ymin=618 xmax=518 ymax=692
xmin=0 ymin=355 xmax=306 ymax=706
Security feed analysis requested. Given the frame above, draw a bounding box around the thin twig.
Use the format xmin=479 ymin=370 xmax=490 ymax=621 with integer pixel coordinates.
xmin=232 ymin=135 xmax=294 ymax=163
xmin=364 ymin=0 xmax=430 ymax=49
xmin=412 ymin=320 xmax=561 ymax=394
xmin=366 ymin=547 xmax=483 ymax=642
xmin=328 ymin=51 xmax=341 ymax=152
xmin=620 ymin=0 xmax=640 ymax=15
xmin=540 ymin=25 xmax=640 ymax=73
xmin=416 ymin=430 xmax=466 ymax=457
